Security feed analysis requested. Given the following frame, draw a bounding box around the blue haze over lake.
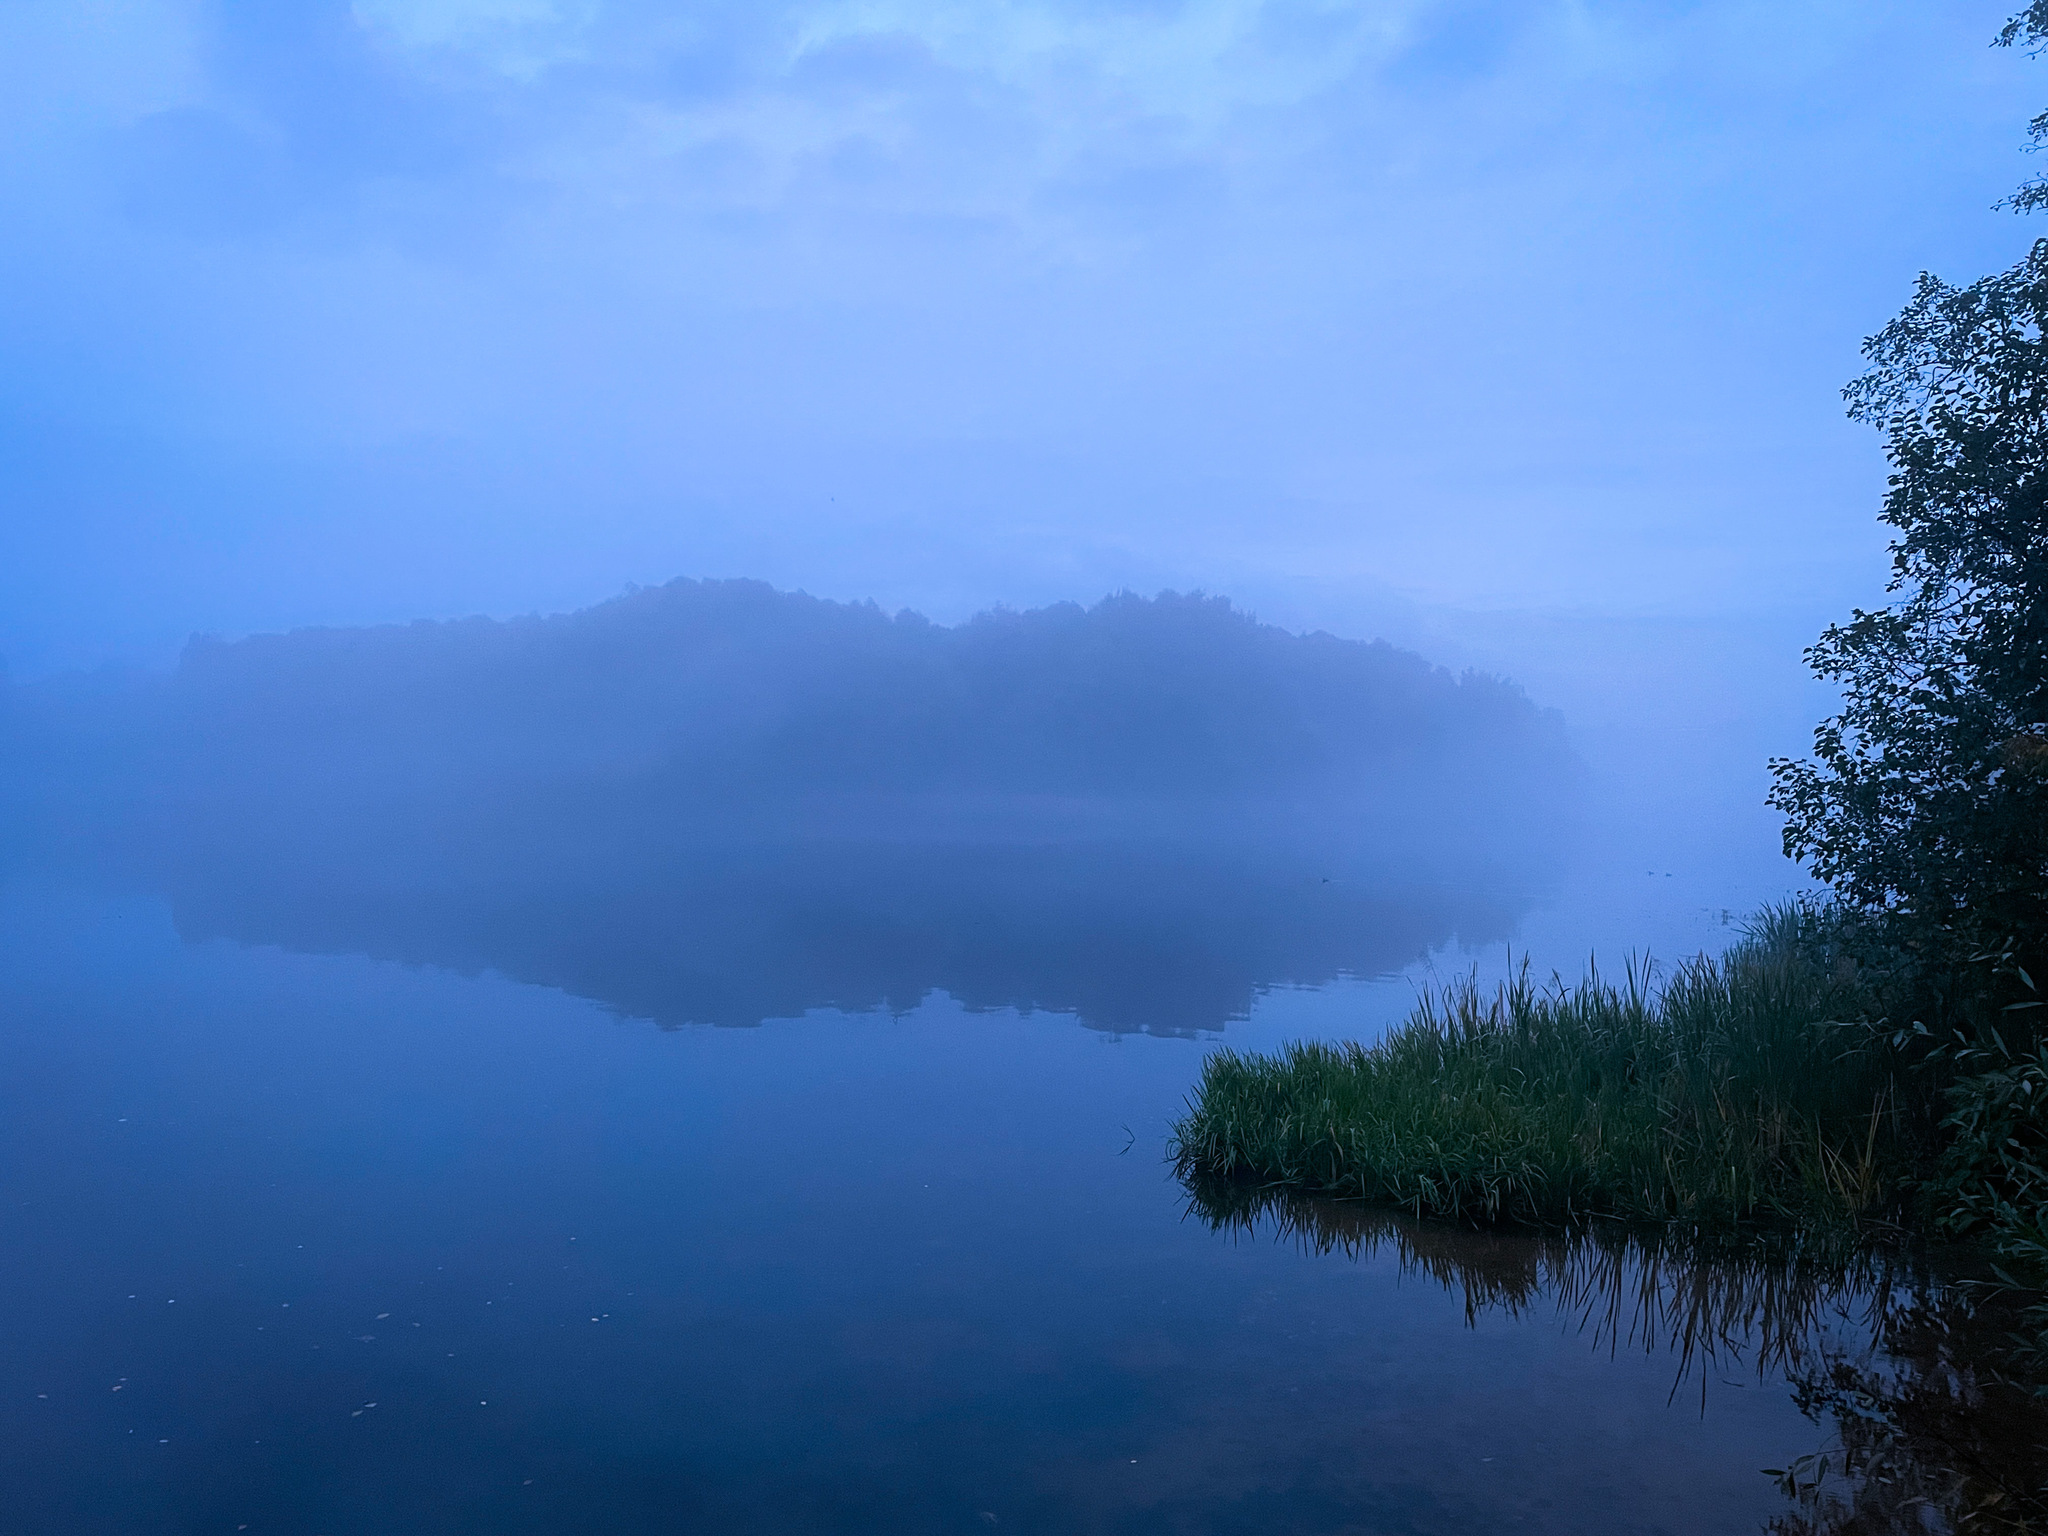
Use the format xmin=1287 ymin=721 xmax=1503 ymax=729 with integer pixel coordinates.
xmin=7 ymin=3 xmax=2044 ymax=1525
xmin=0 ymin=586 xmax=1901 ymax=1533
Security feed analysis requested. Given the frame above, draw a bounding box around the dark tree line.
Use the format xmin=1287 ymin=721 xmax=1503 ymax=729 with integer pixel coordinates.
xmin=1765 ymin=29 xmax=2048 ymax=1497
xmin=1770 ymin=10 xmax=2048 ymax=1027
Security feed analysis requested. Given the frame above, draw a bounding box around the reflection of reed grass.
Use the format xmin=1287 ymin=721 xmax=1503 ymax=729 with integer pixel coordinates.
xmin=1172 ymin=908 xmax=1902 ymax=1229
xmin=1184 ymin=1180 xmax=1899 ymax=1387
xmin=1189 ymin=1183 xmax=2048 ymax=1532
xmin=1767 ymin=1291 xmax=2048 ymax=1535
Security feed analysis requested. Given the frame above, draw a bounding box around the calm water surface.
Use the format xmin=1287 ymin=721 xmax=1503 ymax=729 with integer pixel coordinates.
xmin=0 ymin=823 xmax=1978 ymax=1534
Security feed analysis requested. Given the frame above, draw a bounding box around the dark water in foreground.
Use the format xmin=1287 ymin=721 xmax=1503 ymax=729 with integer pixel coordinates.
xmin=0 ymin=835 xmax=2033 ymax=1534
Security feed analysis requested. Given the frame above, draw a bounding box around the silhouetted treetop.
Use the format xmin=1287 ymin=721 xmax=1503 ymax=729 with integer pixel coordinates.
xmin=172 ymin=581 xmax=1573 ymax=806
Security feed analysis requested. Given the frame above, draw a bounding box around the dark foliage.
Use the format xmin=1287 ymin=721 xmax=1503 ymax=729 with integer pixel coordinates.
xmin=2002 ymin=2 xmax=2048 ymax=216
xmin=1769 ymin=17 xmax=2048 ymax=1026
xmin=1756 ymin=10 xmax=2048 ymax=1433
xmin=1766 ymin=254 xmax=2048 ymax=1017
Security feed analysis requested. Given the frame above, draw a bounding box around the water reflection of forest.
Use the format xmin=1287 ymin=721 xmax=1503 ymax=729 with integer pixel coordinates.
xmin=160 ymin=832 xmax=1531 ymax=1035
xmin=1183 ymin=1183 xmax=2048 ymax=1533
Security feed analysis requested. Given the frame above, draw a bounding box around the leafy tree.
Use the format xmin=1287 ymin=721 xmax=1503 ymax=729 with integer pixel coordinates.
xmin=2006 ymin=2 xmax=2048 ymax=215
xmin=1768 ymin=11 xmax=2048 ymax=1017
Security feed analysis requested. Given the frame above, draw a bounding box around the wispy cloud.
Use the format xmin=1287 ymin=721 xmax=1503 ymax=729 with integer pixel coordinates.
xmin=339 ymin=0 xmax=1439 ymax=224
xmin=351 ymin=0 xmax=601 ymax=77
xmin=786 ymin=0 xmax=1428 ymax=121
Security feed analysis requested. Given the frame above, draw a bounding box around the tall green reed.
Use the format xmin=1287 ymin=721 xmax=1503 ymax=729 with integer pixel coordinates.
xmin=1171 ymin=907 xmax=1901 ymax=1229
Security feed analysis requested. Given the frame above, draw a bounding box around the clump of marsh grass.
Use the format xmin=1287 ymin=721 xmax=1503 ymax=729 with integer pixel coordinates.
xmin=1171 ymin=907 xmax=1904 ymax=1230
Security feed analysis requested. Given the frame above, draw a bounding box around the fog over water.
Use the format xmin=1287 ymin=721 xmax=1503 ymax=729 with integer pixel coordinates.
xmin=4 ymin=583 xmax=1577 ymax=1032
xmin=4 ymin=0 xmax=2013 ymax=966
xmin=0 ymin=578 xmax=1883 ymax=1533
xmin=5 ymin=3 xmax=2034 ymax=1529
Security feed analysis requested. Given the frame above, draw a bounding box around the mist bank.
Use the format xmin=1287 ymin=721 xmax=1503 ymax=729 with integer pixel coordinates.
xmin=153 ymin=580 xmax=1576 ymax=839
xmin=0 ymin=582 xmax=1583 ymax=1028
xmin=0 ymin=580 xmax=1582 ymax=858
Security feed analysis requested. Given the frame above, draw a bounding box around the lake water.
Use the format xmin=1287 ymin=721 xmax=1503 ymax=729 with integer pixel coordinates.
xmin=0 ymin=813 xmax=2023 ymax=1533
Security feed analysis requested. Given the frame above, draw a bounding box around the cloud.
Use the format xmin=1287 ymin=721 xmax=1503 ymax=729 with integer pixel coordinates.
xmin=351 ymin=0 xmax=600 ymax=78
xmin=786 ymin=0 xmax=1427 ymax=122
xmin=350 ymin=0 xmax=1429 ymax=118
xmin=329 ymin=0 xmax=1439 ymax=222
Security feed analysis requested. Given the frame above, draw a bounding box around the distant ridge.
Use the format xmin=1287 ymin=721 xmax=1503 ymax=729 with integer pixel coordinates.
xmin=167 ymin=579 xmax=1576 ymax=814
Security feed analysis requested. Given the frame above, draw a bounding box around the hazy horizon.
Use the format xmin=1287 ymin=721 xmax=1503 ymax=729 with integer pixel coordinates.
xmin=4 ymin=3 xmax=2035 ymax=685
xmin=13 ymin=11 xmax=2032 ymax=1525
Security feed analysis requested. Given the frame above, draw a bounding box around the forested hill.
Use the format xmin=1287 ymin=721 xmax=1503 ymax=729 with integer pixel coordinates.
xmin=165 ymin=580 xmax=1575 ymax=815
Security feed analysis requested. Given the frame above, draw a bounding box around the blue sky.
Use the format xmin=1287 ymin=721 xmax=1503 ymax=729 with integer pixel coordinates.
xmin=1 ymin=0 xmax=2040 ymax=703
